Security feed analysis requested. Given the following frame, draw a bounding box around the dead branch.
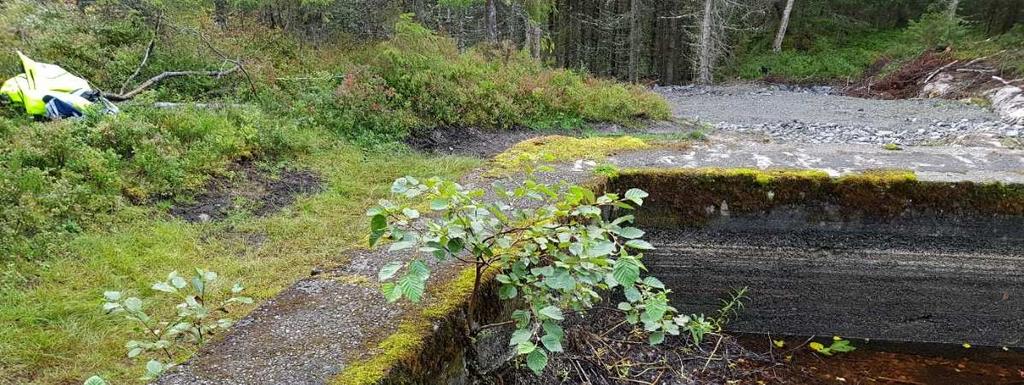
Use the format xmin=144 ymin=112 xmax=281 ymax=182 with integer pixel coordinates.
xmin=120 ymin=39 xmax=156 ymax=94
xmin=993 ymin=76 xmax=1024 ymax=86
xmin=102 ymin=65 xmax=239 ymax=101
xmin=921 ymin=60 xmax=958 ymax=84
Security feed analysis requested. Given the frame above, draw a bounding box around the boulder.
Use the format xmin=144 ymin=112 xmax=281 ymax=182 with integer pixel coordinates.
xmin=988 ymin=85 xmax=1024 ymax=126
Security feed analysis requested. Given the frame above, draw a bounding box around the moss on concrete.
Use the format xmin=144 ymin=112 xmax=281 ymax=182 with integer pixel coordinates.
xmin=332 ymin=265 xmax=504 ymax=385
xmin=606 ymin=167 xmax=1024 ymax=226
xmin=490 ymin=135 xmax=649 ymax=175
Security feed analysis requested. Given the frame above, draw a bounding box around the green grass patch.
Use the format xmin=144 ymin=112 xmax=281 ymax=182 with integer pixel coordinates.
xmin=0 ymin=144 xmax=480 ymax=385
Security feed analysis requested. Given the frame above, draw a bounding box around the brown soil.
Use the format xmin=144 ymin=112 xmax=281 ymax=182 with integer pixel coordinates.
xmin=844 ymin=51 xmax=1006 ymax=100
xmin=168 ymin=160 xmax=323 ymax=222
xmin=494 ymin=307 xmax=1024 ymax=385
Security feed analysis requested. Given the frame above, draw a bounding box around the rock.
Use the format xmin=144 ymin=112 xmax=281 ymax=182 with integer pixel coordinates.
xmin=988 ymin=85 xmax=1024 ymax=126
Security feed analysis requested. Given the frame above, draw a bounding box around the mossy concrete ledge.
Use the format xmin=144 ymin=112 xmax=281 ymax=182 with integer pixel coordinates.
xmin=604 ymin=168 xmax=1024 ymax=237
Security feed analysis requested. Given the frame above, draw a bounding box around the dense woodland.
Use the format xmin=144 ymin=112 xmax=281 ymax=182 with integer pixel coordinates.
xmin=215 ymin=0 xmax=1024 ymax=83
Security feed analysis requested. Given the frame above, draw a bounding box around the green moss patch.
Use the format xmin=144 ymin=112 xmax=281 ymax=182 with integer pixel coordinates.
xmin=491 ymin=135 xmax=649 ymax=175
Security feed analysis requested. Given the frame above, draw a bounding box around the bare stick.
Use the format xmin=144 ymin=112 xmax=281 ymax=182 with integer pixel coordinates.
xmin=103 ymin=65 xmax=239 ymax=101
xmin=120 ymin=39 xmax=156 ymax=94
xmin=922 ymin=60 xmax=958 ymax=84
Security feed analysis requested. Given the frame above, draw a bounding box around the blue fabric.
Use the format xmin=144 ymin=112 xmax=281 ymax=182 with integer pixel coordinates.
xmin=43 ymin=95 xmax=84 ymax=119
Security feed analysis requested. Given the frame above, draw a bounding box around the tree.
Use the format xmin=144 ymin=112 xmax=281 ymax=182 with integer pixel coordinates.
xmin=368 ymin=173 xmax=703 ymax=375
xmin=697 ymin=0 xmax=715 ymax=83
xmin=486 ymin=0 xmax=498 ymax=42
xmin=772 ymin=0 xmax=794 ymax=52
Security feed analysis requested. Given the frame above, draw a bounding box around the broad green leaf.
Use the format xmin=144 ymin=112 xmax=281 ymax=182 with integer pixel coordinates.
xmin=402 ymin=208 xmax=420 ymax=219
xmin=616 ymin=227 xmax=645 ymax=239
xmin=623 ymin=285 xmax=642 ymax=302
xmin=512 ymin=310 xmax=531 ymax=327
xmin=625 ymin=239 xmax=655 ymax=250
xmin=498 ymin=284 xmax=518 ymax=299
xmin=83 ymin=376 xmax=108 ymax=385
xmin=381 ymin=282 xmax=401 ymax=302
xmin=541 ymin=333 xmax=563 ymax=352
xmin=103 ymin=291 xmax=121 ymax=302
xmin=542 ymin=321 xmax=564 ymax=339
xmin=378 ymin=261 xmax=403 ymax=281
xmin=430 ymin=198 xmax=449 ymax=210
xmin=369 ymin=213 xmax=388 ymax=248
xmin=642 ymin=276 xmax=665 ymax=289
xmin=649 ymin=331 xmax=665 ymax=345
xmin=613 ymin=257 xmax=640 ymax=287
xmin=407 ymin=260 xmax=430 ymax=279
xmin=526 ymin=349 xmax=548 ymax=374
xmin=152 ymin=282 xmax=176 ymax=293
xmin=517 ymin=341 xmax=537 ymax=354
xmin=544 ymin=270 xmax=575 ymax=291
xmin=124 ymin=297 xmax=143 ymax=312
xmin=396 ymin=274 xmax=426 ymax=302
xmin=538 ymin=305 xmax=564 ymax=321
xmin=510 ymin=328 xmax=533 ymax=346
xmin=624 ymin=188 xmax=648 ymax=205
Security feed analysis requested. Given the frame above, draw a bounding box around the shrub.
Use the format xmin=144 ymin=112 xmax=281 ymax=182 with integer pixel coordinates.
xmin=0 ymin=107 xmax=310 ymax=262
xmin=907 ymin=11 xmax=970 ymax=49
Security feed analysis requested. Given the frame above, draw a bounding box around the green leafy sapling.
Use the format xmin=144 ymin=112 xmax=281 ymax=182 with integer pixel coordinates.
xmin=102 ymin=269 xmax=253 ymax=380
xmin=368 ymin=174 xmax=700 ymax=375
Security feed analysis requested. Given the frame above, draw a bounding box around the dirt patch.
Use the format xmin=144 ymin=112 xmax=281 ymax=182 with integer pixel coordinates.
xmin=494 ymin=308 xmax=1024 ymax=385
xmin=844 ymin=51 xmax=1006 ymax=100
xmin=169 ymin=160 xmax=324 ymax=222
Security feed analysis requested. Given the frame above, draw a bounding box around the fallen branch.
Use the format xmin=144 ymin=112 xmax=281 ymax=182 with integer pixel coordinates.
xmin=993 ymin=76 xmax=1024 ymax=86
xmin=102 ymin=65 xmax=239 ymax=101
xmin=921 ymin=60 xmax=958 ymax=84
xmin=119 ymin=39 xmax=156 ymax=94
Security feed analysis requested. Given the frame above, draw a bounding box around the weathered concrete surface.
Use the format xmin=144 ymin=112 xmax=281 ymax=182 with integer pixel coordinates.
xmin=644 ymin=227 xmax=1024 ymax=347
xmin=154 ymin=248 xmax=405 ymax=385
xmin=607 ymin=138 xmax=1024 ymax=183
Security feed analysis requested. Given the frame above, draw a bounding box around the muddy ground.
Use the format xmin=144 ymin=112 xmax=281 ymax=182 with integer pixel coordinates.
xmin=495 ymin=308 xmax=1024 ymax=385
xmin=168 ymin=160 xmax=323 ymax=222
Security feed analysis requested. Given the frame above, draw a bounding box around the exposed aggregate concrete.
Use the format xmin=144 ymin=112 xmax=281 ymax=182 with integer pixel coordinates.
xmin=658 ymin=84 xmax=1024 ymax=147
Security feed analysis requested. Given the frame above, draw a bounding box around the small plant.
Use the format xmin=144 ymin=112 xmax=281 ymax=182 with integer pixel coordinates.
xmin=83 ymin=376 xmax=108 ymax=385
xmin=809 ymin=336 xmax=856 ymax=356
xmin=593 ymin=163 xmax=620 ymax=178
xmin=102 ymin=269 xmax=253 ymax=380
xmin=368 ymin=173 xmax=698 ymax=375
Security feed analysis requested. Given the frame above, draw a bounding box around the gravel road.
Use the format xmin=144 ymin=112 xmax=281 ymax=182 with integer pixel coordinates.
xmin=657 ymin=84 xmax=1024 ymax=146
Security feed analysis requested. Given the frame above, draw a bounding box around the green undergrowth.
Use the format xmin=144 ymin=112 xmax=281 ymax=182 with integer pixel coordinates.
xmin=730 ymin=13 xmax=1023 ymax=83
xmin=0 ymin=143 xmax=480 ymax=385
xmin=490 ymin=135 xmax=650 ymax=175
xmin=0 ymin=105 xmax=314 ymax=264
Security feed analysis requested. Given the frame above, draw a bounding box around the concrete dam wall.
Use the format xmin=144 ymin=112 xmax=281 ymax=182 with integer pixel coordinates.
xmin=604 ymin=168 xmax=1024 ymax=348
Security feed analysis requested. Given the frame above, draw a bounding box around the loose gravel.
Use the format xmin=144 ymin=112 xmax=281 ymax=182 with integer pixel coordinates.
xmin=657 ymin=84 xmax=1024 ymax=146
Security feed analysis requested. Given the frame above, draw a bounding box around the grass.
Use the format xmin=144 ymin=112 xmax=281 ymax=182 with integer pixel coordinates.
xmin=0 ymin=143 xmax=480 ymax=385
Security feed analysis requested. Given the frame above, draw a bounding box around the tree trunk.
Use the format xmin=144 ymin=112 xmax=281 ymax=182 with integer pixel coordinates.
xmin=697 ymin=0 xmax=714 ymax=84
xmin=486 ymin=0 xmax=498 ymax=43
xmin=947 ymin=0 xmax=960 ymax=19
xmin=772 ymin=0 xmax=794 ymax=53
xmin=629 ymin=0 xmax=641 ymax=82
xmin=528 ymin=22 xmax=542 ymax=59
xmin=214 ymin=0 xmax=229 ymax=29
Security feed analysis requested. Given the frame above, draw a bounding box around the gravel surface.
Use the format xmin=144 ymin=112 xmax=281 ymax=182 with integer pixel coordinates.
xmin=657 ymin=84 xmax=1024 ymax=146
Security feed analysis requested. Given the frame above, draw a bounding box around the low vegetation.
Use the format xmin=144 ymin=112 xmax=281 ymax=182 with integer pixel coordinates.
xmin=0 ymin=1 xmax=671 ymax=383
xmin=730 ymin=10 xmax=1024 ymax=83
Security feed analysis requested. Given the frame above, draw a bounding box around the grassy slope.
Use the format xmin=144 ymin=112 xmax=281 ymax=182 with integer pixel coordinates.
xmin=729 ymin=18 xmax=1023 ymax=84
xmin=0 ymin=144 xmax=480 ymax=384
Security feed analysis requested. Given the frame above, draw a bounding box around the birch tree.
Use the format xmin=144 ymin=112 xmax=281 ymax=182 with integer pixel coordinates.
xmin=772 ymin=0 xmax=794 ymax=52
